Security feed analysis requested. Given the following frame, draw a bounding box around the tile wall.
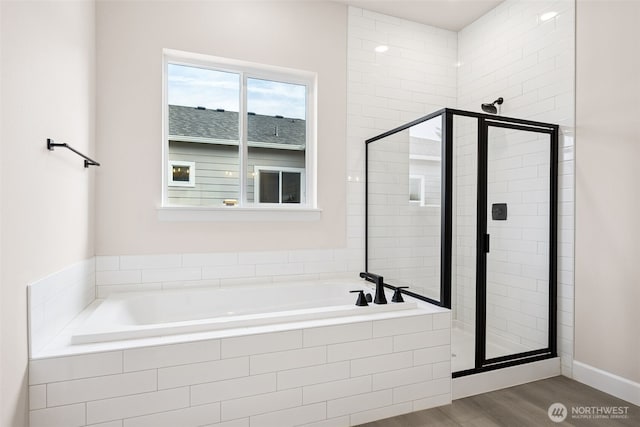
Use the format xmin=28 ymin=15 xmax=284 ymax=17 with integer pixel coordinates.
xmin=346 ymin=6 xmax=458 ymax=301
xmin=28 ymin=259 xmax=95 ymax=356
xmin=451 ymin=120 xmax=555 ymax=358
xmin=29 ymin=312 xmax=451 ymax=427
xmin=366 ymin=128 xmax=442 ymax=299
xmin=456 ymin=0 xmax=575 ymax=375
xmin=485 ymin=129 xmax=553 ymax=354
xmin=348 ymin=0 xmax=575 ymax=375
xmin=94 ymin=250 xmax=357 ymax=298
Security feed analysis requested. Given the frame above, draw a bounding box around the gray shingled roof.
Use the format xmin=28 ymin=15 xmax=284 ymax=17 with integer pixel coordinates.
xmin=169 ymin=105 xmax=305 ymax=147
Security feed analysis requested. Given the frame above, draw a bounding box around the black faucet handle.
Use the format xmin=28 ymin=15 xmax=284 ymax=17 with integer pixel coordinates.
xmin=392 ymin=286 xmax=409 ymax=303
xmin=350 ymin=290 xmax=369 ymax=306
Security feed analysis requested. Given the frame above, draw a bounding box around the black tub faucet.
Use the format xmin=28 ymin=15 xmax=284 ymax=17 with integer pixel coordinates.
xmin=359 ymin=272 xmax=387 ymax=304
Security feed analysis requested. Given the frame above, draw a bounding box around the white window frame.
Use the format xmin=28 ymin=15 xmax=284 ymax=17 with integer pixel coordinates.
xmin=160 ymin=49 xmax=319 ymax=221
xmin=168 ymin=160 xmax=196 ymax=187
xmin=254 ymin=166 xmax=306 ymax=205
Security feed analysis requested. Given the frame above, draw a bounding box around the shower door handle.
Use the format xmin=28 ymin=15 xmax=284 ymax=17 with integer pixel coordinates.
xmin=485 ymin=234 xmax=490 ymax=253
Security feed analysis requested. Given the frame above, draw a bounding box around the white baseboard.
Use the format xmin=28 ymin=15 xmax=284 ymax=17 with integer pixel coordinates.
xmin=573 ymin=360 xmax=640 ymax=406
xmin=452 ymin=357 xmax=561 ymax=399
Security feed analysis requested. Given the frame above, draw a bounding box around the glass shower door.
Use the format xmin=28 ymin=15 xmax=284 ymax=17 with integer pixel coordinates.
xmin=365 ymin=108 xmax=559 ymax=377
xmin=451 ymin=114 xmax=478 ymax=373
xmin=366 ymin=113 xmax=448 ymax=305
xmin=479 ymin=121 xmax=557 ymax=364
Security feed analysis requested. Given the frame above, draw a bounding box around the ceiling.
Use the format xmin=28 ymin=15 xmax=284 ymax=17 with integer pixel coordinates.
xmin=334 ymin=0 xmax=505 ymax=31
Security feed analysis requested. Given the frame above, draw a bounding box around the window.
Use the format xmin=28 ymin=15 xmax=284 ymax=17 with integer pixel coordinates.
xmin=168 ymin=160 xmax=196 ymax=187
xmin=163 ymin=50 xmax=316 ymax=210
xmin=255 ymin=166 xmax=305 ymax=204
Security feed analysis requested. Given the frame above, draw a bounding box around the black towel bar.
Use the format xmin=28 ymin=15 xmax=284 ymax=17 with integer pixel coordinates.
xmin=47 ymin=138 xmax=100 ymax=168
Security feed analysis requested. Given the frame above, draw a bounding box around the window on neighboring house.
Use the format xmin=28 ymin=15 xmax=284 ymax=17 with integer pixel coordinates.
xmin=168 ymin=160 xmax=196 ymax=187
xmin=255 ymin=166 xmax=305 ymax=204
xmin=163 ymin=50 xmax=316 ymax=209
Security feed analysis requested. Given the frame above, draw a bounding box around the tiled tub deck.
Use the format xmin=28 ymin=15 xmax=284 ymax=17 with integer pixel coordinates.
xmin=29 ymin=306 xmax=451 ymax=427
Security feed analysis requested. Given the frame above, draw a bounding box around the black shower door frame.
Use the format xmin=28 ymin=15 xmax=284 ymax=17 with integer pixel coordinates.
xmin=455 ymin=116 xmax=559 ymax=378
xmin=365 ymin=108 xmax=559 ymax=377
xmin=365 ymin=108 xmax=453 ymax=308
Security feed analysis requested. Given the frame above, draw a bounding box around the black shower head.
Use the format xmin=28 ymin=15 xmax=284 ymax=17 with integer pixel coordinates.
xmin=481 ymin=103 xmax=498 ymax=114
xmin=481 ymin=97 xmax=504 ymax=114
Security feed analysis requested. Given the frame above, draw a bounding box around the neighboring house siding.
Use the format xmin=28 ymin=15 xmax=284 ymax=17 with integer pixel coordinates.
xmin=168 ymin=141 xmax=304 ymax=206
xmin=168 ymin=142 xmax=239 ymax=205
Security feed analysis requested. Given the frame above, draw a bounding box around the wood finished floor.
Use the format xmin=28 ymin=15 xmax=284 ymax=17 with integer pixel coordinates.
xmin=358 ymin=376 xmax=640 ymax=426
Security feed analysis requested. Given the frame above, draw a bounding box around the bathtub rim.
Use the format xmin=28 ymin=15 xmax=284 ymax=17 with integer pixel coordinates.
xmin=71 ymin=301 xmax=420 ymax=345
xmin=31 ymin=280 xmax=450 ymax=360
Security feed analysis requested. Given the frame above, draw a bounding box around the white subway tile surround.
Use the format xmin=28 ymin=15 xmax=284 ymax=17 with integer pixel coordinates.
xmin=29 ymin=309 xmax=452 ymax=427
xmin=95 ymin=250 xmax=359 ymax=298
xmin=28 ymin=258 xmax=96 ymax=356
xmin=456 ymin=0 xmax=575 ymax=376
xmin=347 ymin=0 xmax=573 ymax=378
xmin=346 ymin=7 xmax=458 ymax=308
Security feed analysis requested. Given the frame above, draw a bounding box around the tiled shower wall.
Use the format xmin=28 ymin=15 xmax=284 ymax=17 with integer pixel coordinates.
xmin=455 ymin=0 xmax=575 ymax=375
xmin=485 ymin=130 xmax=553 ymax=354
xmin=451 ymin=123 xmax=555 ymax=357
xmin=346 ymin=7 xmax=457 ymax=299
xmin=366 ymin=129 xmax=442 ymax=300
xmin=451 ymin=116 xmax=478 ymax=329
xmin=348 ymin=0 xmax=575 ymax=377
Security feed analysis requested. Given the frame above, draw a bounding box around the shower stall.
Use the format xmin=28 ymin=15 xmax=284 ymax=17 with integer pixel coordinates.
xmin=365 ymin=108 xmax=558 ymax=377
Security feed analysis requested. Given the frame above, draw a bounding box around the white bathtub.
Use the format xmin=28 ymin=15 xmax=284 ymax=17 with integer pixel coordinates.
xmin=72 ymin=282 xmax=417 ymax=344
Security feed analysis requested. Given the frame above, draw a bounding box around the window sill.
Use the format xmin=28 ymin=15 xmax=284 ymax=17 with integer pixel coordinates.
xmin=157 ymin=206 xmax=322 ymax=222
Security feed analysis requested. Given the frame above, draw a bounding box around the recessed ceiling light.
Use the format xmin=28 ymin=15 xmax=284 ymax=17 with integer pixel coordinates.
xmin=540 ymin=11 xmax=558 ymax=21
xmin=374 ymin=45 xmax=389 ymax=53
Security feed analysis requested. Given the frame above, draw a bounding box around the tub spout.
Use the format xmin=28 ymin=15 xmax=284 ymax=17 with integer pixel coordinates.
xmin=359 ymin=272 xmax=387 ymax=305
